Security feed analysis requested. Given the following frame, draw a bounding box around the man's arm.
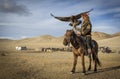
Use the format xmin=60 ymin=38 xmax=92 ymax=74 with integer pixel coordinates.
xmin=73 ymin=27 xmax=77 ymax=34
xmin=73 ymin=27 xmax=81 ymax=35
xmin=82 ymin=24 xmax=91 ymax=35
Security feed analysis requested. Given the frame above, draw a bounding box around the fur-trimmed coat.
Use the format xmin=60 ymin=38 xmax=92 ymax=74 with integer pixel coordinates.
xmin=81 ymin=19 xmax=92 ymax=36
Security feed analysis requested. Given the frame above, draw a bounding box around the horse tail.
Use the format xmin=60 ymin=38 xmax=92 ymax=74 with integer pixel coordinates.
xmin=93 ymin=54 xmax=101 ymax=67
xmin=96 ymin=56 xmax=101 ymax=67
xmin=92 ymin=53 xmax=101 ymax=67
xmin=92 ymin=40 xmax=101 ymax=67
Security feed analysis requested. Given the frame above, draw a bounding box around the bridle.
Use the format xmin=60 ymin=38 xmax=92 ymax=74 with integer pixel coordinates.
xmin=64 ymin=31 xmax=81 ymax=49
xmin=64 ymin=36 xmax=71 ymax=46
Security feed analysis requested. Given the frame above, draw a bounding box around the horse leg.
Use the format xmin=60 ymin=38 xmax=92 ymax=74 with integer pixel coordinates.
xmin=81 ymin=53 xmax=86 ymax=74
xmin=93 ymin=49 xmax=97 ymax=72
xmin=94 ymin=58 xmax=97 ymax=72
xmin=71 ymin=54 xmax=78 ymax=74
xmin=88 ymin=54 xmax=92 ymax=71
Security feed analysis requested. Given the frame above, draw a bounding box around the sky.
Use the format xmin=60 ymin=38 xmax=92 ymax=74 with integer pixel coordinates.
xmin=0 ymin=0 xmax=120 ymax=39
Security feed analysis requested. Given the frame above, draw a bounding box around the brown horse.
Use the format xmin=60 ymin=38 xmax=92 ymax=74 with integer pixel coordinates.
xmin=63 ymin=30 xmax=101 ymax=75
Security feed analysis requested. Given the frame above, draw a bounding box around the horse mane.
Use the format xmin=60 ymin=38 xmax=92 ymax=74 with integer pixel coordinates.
xmin=70 ymin=31 xmax=84 ymax=49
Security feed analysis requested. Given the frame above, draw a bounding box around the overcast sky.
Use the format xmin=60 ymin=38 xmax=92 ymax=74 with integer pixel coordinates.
xmin=0 ymin=0 xmax=120 ymax=39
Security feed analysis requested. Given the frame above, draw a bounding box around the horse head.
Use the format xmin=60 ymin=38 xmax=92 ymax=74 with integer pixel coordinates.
xmin=63 ymin=30 xmax=73 ymax=46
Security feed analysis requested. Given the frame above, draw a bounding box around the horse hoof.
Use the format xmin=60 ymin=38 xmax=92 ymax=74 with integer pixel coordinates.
xmin=70 ymin=71 xmax=75 ymax=74
xmin=81 ymin=73 xmax=86 ymax=75
xmin=94 ymin=71 xmax=97 ymax=73
xmin=88 ymin=68 xmax=91 ymax=71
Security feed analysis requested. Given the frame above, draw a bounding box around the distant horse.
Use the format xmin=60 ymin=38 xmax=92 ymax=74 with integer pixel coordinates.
xmin=63 ymin=30 xmax=101 ymax=75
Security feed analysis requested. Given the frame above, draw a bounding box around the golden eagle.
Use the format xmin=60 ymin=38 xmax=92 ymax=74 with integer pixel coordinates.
xmin=51 ymin=9 xmax=93 ymax=27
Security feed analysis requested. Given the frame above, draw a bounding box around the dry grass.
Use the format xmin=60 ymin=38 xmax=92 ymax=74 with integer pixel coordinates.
xmin=0 ymin=51 xmax=120 ymax=79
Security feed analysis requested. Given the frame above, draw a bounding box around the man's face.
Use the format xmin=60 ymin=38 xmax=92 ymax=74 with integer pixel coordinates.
xmin=82 ymin=15 xmax=89 ymax=21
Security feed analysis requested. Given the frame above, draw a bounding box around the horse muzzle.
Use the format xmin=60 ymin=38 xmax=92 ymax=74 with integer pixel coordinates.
xmin=63 ymin=42 xmax=68 ymax=46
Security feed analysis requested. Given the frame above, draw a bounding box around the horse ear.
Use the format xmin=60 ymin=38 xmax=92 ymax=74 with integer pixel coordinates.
xmin=70 ymin=29 xmax=73 ymax=32
xmin=66 ymin=30 xmax=69 ymax=32
xmin=66 ymin=29 xmax=72 ymax=32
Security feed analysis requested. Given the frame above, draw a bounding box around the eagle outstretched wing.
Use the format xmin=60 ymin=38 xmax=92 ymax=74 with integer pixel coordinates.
xmin=50 ymin=13 xmax=71 ymax=22
xmin=75 ymin=8 xmax=94 ymax=19
xmin=51 ymin=9 xmax=93 ymax=22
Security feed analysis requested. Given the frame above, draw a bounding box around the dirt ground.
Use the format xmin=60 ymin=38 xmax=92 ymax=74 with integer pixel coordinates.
xmin=0 ymin=51 xmax=120 ymax=79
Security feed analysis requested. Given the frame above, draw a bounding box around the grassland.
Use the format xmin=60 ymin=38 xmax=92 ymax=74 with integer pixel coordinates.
xmin=0 ymin=51 xmax=120 ymax=79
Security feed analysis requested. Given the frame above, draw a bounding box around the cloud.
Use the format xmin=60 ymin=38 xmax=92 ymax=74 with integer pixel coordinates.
xmin=94 ymin=7 xmax=120 ymax=16
xmin=0 ymin=0 xmax=120 ymax=39
xmin=0 ymin=0 xmax=31 ymax=15
xmin=113 ymin=13 xmax=120 ymax=18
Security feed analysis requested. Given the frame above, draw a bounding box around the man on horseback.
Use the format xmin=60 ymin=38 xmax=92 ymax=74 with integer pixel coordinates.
xmin=51 ymin=9 xmax=93 ymax=54
xmin=80 ymin=13 xmax=92 ymax=54
xmin=51 ymin=9 xmax=101 ymax=74
xmin=73 ymin=13 xmax=92 ymax=55
xmin=73 ymin=13 xmax=92 ymax=54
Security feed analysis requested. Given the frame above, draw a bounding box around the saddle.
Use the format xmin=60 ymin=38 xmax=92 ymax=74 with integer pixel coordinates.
xmin=75 ymin=36 xmax=95 ymax=55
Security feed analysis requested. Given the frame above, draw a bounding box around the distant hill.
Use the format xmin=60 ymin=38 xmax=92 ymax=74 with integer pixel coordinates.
xmin=40 ymin=35 xmax=56 ymax=39
xmin=15 ymin=35 xmax=57 ymax=43
xmin=92 ymin=31 xmax=111 ymax=40
xmin=0 ymin=31 xmax=120 ymax=51
xmin=0 ymin=31 xmax=120 ymax=43
xmin=98 ymin=36 xmax=120 ymax=47
xmin=0 ymin=39 xmax=13 ymax=42
xmin=111 ymin=32 xmax=120 ymax=37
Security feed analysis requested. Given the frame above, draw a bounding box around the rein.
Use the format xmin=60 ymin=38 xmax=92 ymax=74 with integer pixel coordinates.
xmin=65 ymin=31 xmax=83 ymax=49
xmin=65 ymin=36 xmax=71 ymax=48
xmin=70 ymin=33 xmax=80 ymax=49
xmin=65 ymin=37 xmax=71 ymax=42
